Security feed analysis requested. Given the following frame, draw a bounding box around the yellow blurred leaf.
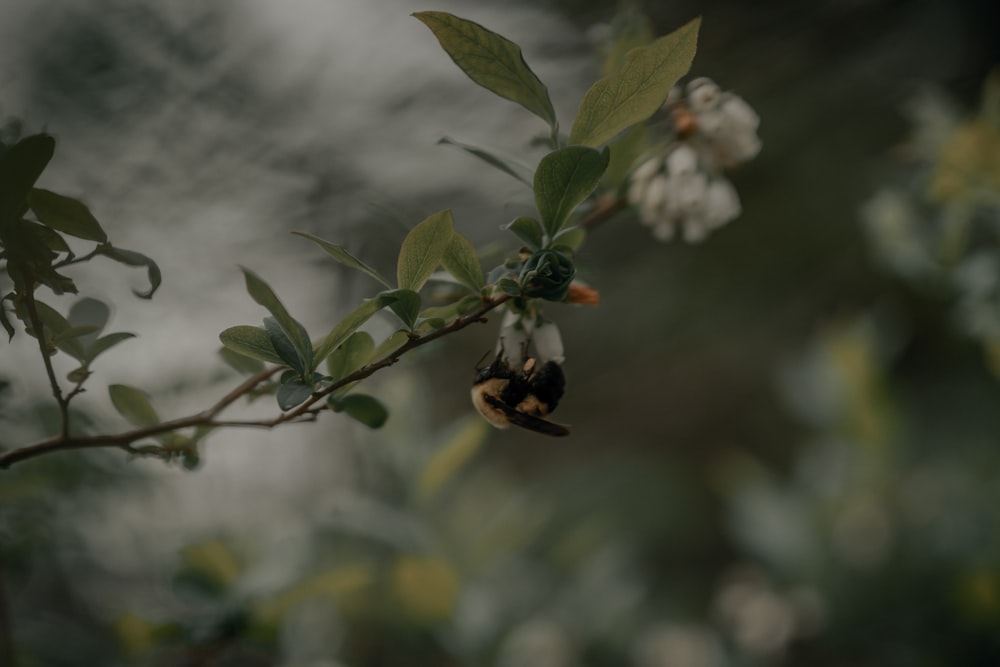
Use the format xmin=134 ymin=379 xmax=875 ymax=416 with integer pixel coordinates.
xmin=116 ymin=612 xmax=155 ymax=658
xmin=180 ymin=539 xmax=242 ymax=588
xmin=390 ymin=555 xmax=460 ymax=623
xmin=416 ymin=417 xmax=489 ymax=500
xmin=930 ymin=120 xmax=1000 ymax=202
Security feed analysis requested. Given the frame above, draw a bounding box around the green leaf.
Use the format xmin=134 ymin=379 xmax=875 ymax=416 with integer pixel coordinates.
xmin=397 ymin=210 xmax=455 ymax=291
xmin=0 ymin=134 xmax=55 ymax=225
xmin=241 ymin=268 xmax=312 ymax=368
xmin=219 ymin=325 xmax=285 ymax=365
xmin=0 ymin=299 xmax=14 ymax=342
xmin=28 ymin=189 xmax=107 ymax=242
xmin=276 ymin=380 xmax=313 ymax=411
xmin=604 ymin=124 xmax=651 ymax=186
xmin=326 ymin=331 xmax=375 ymax=381
xmin=371 ymin=330 xmax=410 ymax=361
xmin=418 ymin=295 xmax=481 ymax=325
xmin=384 ymin=288 xmax=422 ymax=330
xmin=95 ymin=246 xmax=162 ymax=299
xmin=26 ymin=220 xmax=71 ymax=255
xmin=291 ymin=231 xmax=392 ymax=288
xmin=441 ymin=232 xmax=484 ymax=291
xmin=264 ymin=317 xmax=306 ymax=375
xmin=84 ymin=332 xmax=135 ymax=364
xmin=219 ymin=346 xmax=266 ymax=375
xmin=437 ymin=136 xmax=533 ymax=186
xmin=504 ymin=216 xmax=545 ymax=249
xmin=568 ymin=17 xmax=700 ymax=147
xmin=552 ymin=226 xmax=587 ymax=251
xmin=109 ymin=384 xmax=160 ymax=427
xmin=313 ymin=292 xmax=398 ymax=365
xmin=534 ymin=146 xmax=610 ymax=236
xmin=329 ymin=393 xmax=389 ymax=429
xmin=413 ymin=11 xmax=557 ymax=130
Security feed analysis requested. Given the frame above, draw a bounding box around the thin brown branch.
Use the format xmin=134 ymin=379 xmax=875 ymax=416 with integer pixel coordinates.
xmin=0 ymin=295 xmax=508 ymax=469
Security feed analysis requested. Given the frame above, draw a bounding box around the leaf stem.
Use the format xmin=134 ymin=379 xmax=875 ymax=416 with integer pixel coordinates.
xmin=22 ymin=289 xmax=71 ymax=438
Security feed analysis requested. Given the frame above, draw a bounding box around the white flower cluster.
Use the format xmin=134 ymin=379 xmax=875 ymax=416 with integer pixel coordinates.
xmin=628 ymin=78 xmax=761 ymax=243
xmin=497 ymin=309 xmax=564 ymax=365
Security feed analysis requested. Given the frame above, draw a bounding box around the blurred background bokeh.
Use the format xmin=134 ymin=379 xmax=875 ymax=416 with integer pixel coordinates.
xmin=2 ymin=0 xmax=999 ymax=665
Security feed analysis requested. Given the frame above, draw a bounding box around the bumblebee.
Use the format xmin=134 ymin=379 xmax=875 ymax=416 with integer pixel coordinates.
xmin=471 ymin=350 xmax=569 ymax=437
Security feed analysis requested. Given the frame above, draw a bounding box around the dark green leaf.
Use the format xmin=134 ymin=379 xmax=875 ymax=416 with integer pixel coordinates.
xmin=568 ymin=17 xmax=700 ymax=147
xmin=219 ymin=346 xmax=266 ymax=375
xmin=264 ymin=317 xmax=305 ymax=375
xmin=384 ymin=288 xmax=422 ymax=330
xmin=84 ymin=331 xmax=135 ymax=364
xmin=241 ymin=268 xmax=312 ymax=368
xmin=313 ymin=292 xmax=398 ymax=364
xmin=0 ymin=134 xmax=54 ymax=225
xmin=329 ymin=393 xmax=389 ymax=429
xmin=498 ymin=277 xmax=522 ymax=296
xmin=441 ymin=231 xmax=484 ymax=292
xmin=28 ymin=188 xmax=107 ymax=242
xmin=397 ymin=210 xmax=455 ymax=291
xmin=413 ymin=11 xmax=557 ymax=130
xmin=276 ymin=380 xmax=313 ymax=411
xmin=0 ymin=299 xmax=14 ymax=341
xmin=26 ymin=220 xmax=71 ymax=255
xmin=95 ymin=245 xmax=161 ymax=298
xmin=418 ymin=295 xmax=482 ymax=325
xmin=504 ymin=216 xmax=545 ymax=249
xmin=219 ymin=325 xmax=285 ymax=364
xmin=437 ymin=136 xmax=533 ymax=186
xmin=291 ymin=231 xmax=392 ymax=288
xmin=326 ymin=331 xmax=376 ymax=381
xmin=534 ymin=146 xmax=610 ymax=236
xmin=109 ymin=383 xmax=160 ymax=427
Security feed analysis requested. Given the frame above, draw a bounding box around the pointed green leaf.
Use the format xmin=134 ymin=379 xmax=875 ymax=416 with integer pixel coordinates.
xmin=535 ymin=146 xmax=610 ymax=236
xmin=441 ymin=232 xmax=484 ymax=291
xmin=397 ymin=210 xmax=455 ymax=291
xmin=264 ymin=317 xmax=306 ymax=375
xmin=292 ymin=231 xmax=392 ymax=288
xmin=219 ymin=346 xmax=266 ymax=375
xmin=568 ymin=17 xmax=700 ymax=147
xmin=26 ymin=220 xmax=71 ymax=254
xmin=329 ymin=393 xmax=389 ymax=429
xmin=326 ymin=331 xmax=376 ymax=381
xmin=0 ymin=134 xmax=54 ymax=224
xmin=95 ymin=245 xmax=161 ymax=298
xmin=313 ymin=292 xmax=398 ymax=364
xmin=240 ymin=268 xmax=311 ymax=362
xmin=504 ymin=216 xmax=545 ymax=249
xmin=385 ymin=288 xmax=422 ymax=329
xmin=28 ymin=189 xmax=107 ymax=242
xmin=84 ymin=331 xmax=135 ymax=364
xmin=109 ymin=384 xmax=160 ymax=427
xmin=413 ymin=11 xmax=557 ymax=130
xmin=437 ymin=136 xmax=533 ymax=186
xmin=604 ymin=124 xmax=651 ymax=186
xmin=219 ymin=325 xmax=285 ymax=364
xmin=418 ymin=295 xmax=482 ymax=325
xmin=276 ymin=380 xmax=313 ymax=411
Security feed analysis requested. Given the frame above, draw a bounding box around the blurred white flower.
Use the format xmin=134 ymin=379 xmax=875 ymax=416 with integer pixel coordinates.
xmin=629 ymin=78 xmax=758 ymax=243
xmin=632 ymin=623 xmax=728 ymax=667
xmin=627 ymin=146 xmax=742 ymax=243
xmin=497 ymin=617 xmax=576 ymax=667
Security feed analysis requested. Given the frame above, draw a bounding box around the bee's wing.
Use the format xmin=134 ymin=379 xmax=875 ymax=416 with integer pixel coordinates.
xmin=483 ymin=395 xmax=570 ymax=437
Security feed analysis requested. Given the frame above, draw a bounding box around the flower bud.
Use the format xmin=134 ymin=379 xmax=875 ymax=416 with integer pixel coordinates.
xmin=519 ymin=249 xmax=576 ymax=302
